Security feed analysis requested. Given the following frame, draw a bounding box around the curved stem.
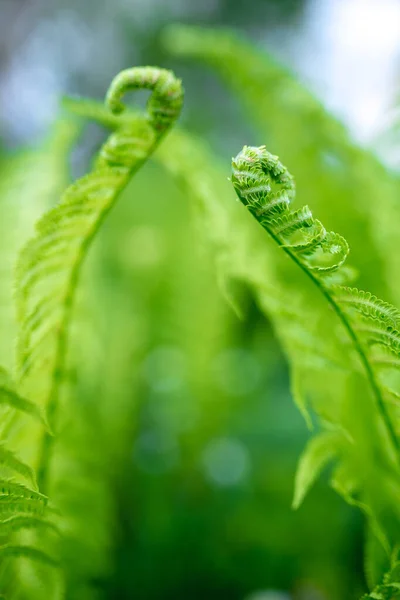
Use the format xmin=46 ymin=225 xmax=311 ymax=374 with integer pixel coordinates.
xmin=36 ymin=186 xmax=127 ymax=493
xmin=267 ymin=228 xmax=400 ymax=462
xmin=32 ymin=68 xmax=183 ymax=495
xmin=36 ymin=131 xmax=172 ymax=495
xmin=36 ymin=198 xmax=120 ymax=492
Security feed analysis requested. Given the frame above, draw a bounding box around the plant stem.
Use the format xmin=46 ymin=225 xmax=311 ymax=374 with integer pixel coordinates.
xmin=36 ymin=141 xmax=164 ymax=494
xmin=267 ymin=228 xmax=400 ymax=463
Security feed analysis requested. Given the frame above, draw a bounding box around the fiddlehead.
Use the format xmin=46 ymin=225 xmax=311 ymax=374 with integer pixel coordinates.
xmin=0 ymin=67 xmax=182 ymax=595
xmin=106 ymin=66 xmax=183 ymax=130
xmin=231 ymin=146 xmax=400 ymax=463
xmin=15 ymin=67 xmax=183 ymax=495
xmin=163 ymin=25 xmax=400 ymax=305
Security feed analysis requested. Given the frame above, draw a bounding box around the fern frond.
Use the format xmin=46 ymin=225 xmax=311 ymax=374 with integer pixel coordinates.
xmin=0 ymin=515 xmax=58 ymax=535
xmin=231 ymin=145 xmax=400 ymax=470
xmin=0 ymin=445 xmax=37 ymax=489
xmin=0 ymin=118 xmax=81 ymax=370
xmin=164 ymin=24 xmax=400 ymax=306
xmin=0 ymin=385 xmax=48 ymax=430
xmin=12 ymin=67 xmax=183 ymax=499
xmin=334 ymin=287 xmax=400 ymax=329
xmin=0 ymin=481 xmax=46 ymax=504
xmin=0 ymin=67 xmax=183 ymax=594
xmin=228 ymin=145 xmax=400 ymax=584
xmin=292 ymin=431 xmax=343 ymax=509
xmin=0 ymin=499 xmax=47 ymax=518
xmin=232 ymin=148 xmax=351 ymax=276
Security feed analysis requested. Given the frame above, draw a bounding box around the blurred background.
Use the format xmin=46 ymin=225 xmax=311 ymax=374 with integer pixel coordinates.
xmin=1 ymin=1 xmax=400 ymax=599
xmin=2 ymin=0 xmax=400 ymax=146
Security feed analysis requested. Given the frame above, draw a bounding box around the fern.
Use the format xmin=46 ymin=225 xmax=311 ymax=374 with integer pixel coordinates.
xmin=291 ymin=430 xmax=344 ymax=510
xmin=15 ymin=67 xmax=182 ymax=487
xmin=230 ymin=145 xmax=400 ymax=590
xmin=0 ymin=382 xmax=48 ymax=429
xmin=0 ymin=67 xmax=183 ymax=597
xmin=59 ymin=79 xmax=400 ymax=597
xmin=153 ymin=130 xmax=400 ymax=594
xmin=163 ymin=24 xmax=400 ymax=307
xmin=362 ymin=554 xmax=400 ymax=599
xmin=231 ymin=145 xmax=400 ymax=454
xmin=0 ymin=119 xmax=80 ymax=369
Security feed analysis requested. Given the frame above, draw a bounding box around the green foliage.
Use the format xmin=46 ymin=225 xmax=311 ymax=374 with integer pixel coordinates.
xmin=362 ymin=554 xmax=400 ymax=599
xmin=163 ymin=24 xmax=400 ymax=306
xmin=231 ymin=144 xmax=400 ymax=455
xmin=0 ymin=120 xmax=80 ymax=369
xmin=0 ymin=22 xmax=399 ymax=600
xmin=0 ymin=67 xmax=183 ymax=597
xmin=155 ymin=130 xmax=400 ymax=594
xmin=230 ymin=145 xmax=400 ymax=560
xmin=154 ymin=123 xmax=400 ymax=594
xmin=162 ymin=26 xmax=400 ymax=595
xmin=292 ymin=431 xmax=343 ymax=510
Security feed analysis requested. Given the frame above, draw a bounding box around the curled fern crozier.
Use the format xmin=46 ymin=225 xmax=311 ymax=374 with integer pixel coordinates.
xmin=231 ymin=145 xmax=400 ymax=465
xmin=0 ymin=67 xmax=183 ymax=594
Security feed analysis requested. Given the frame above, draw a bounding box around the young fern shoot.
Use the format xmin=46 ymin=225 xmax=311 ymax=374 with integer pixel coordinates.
xmin=14 ymin=68 xmax=183 ymax=496
xmin=230 ymin=146 xmax=400 ymax=595
xmin=0 ymin=67 xmax=182 ymax=596
xmin=231 ymin=146 xmax=400 ymax=463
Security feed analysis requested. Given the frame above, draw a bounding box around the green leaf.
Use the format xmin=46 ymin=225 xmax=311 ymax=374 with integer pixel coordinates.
xmin=0 ymin=386 xmax=49 ymax=431
xmin=0 ymin=545 xmax=59 ymax=568
xmin=0 ymin=444 xmax=37 ymax=488
xmin=292 ymin=431 xmax=342 ymax=509
xmin=0 ymin=515 xmax=59 ymax=535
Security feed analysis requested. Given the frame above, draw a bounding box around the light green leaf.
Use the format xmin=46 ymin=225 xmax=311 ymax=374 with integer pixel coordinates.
xmin=292 ymin=431 xmax=342 ymax=509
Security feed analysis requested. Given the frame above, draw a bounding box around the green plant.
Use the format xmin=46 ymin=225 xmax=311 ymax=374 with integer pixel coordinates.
xmin=231 ymin=144 xmax=400 ymax=573
xmin=0 ymin=23 xmax=399 ymax=599
xmin=0 ymin=119 xmax=81 ymax=369
xmin=0 ymin=66 xmax=183 ymax=598
xmin=163 ymin=24 xmax=400 ymax=306
xmin=160 ymin=25 xmax=400 ymax=595
xmin=120 ymin=118 xmax=400 ymax=596
xmin=362 ymin=554 xmax=400 ymax=599
xmin=124 ymin=120 xmax=400 ymax=597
